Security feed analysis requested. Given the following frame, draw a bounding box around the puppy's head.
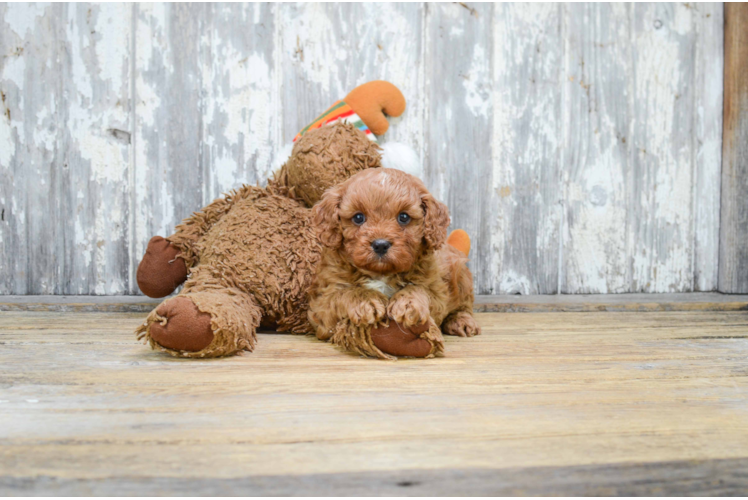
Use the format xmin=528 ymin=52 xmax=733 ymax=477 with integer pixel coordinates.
xmin=313 ymin=168 xmax=450 ymax=275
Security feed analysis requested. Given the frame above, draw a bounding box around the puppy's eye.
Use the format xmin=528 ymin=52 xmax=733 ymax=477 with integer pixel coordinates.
xmin=352 ymin=213 xmax=366 ymax=226
xmin=398 ymin=212 xmax=411 ymax=225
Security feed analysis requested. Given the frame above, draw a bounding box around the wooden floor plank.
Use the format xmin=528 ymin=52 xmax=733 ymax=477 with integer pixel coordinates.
xmin=3 ymin=459 xmax=748 ymax=496
xmin=0 ymin=310 xmax=747 ymax=495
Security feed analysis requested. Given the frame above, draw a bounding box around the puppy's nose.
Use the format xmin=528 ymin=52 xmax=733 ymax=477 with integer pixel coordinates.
xmin=371 ymin=239 xmax=392 ymax=257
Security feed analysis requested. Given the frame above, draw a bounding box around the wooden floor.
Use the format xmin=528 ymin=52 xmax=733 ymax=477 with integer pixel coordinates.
xmin=1 ymin=305 xmax=748 ymax=495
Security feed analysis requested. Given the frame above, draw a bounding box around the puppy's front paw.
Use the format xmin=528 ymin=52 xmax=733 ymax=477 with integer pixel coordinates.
xmin=387 ymin=291 xmax=430 ymax=327
xmin=443 ymin=311 xmax=481 ymax=337
xmin=347 ymin=297 xmax=387 ymax=326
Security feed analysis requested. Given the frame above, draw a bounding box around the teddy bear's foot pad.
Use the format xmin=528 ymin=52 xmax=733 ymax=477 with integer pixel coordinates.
xmin=370 ymin=321 xmax=433 ymax=358
xmin=149 ymin=297 xmax=214 ymax=352
xmin=136 ymin=236 xmax=188 ymax=298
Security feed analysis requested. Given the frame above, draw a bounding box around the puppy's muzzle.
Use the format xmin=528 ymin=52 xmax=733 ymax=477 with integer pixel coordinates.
xmin=371 ymin=239 xmax=392 ymax=257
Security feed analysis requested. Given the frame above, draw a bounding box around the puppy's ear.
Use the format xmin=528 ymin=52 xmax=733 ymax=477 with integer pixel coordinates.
xmin=421 ymin=192 xmax=451 ymax=251
xmin=313 ymin=185 xmax=344 ymax=248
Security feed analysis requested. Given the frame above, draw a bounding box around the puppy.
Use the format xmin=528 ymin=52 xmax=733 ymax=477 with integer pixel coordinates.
xmin=308 ymin=168 xmax=480 ymax=359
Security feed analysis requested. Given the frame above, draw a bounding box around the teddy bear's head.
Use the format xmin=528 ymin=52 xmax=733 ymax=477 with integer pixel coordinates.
xmin=280 ymin=122 xmax=382 ymax=207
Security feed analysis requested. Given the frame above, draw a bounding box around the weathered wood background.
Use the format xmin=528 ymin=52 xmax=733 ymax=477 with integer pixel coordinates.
xmin=0 ymin=3 xmax=725 ymax=295
xmin=720 ymin=3 xmax=748 ymax=294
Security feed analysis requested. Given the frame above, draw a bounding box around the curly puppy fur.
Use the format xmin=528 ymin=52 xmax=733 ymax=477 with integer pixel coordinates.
xmin=308 ymin=168 xmax=481 ymax=358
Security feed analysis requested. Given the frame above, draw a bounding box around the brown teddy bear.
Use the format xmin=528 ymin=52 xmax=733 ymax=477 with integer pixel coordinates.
xmin=135 ymin=81 xmax=474 ymax=359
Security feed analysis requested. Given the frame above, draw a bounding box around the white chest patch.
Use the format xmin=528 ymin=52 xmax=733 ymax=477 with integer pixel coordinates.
xmin=363 ymin=278 xmax=397 ymax=298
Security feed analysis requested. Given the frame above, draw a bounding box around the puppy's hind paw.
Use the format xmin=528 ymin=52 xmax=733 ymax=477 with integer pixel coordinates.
xmin=442 ymin=311 xmax=481 ymax=338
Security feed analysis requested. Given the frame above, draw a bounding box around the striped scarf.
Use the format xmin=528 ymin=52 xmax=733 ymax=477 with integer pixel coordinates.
xmin=293 ymin=100 xmax=377 ymax=143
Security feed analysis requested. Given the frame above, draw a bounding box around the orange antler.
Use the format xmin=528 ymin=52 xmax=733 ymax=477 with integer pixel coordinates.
xmin=446 ymin=229 xmax=471 ymax=257
xmin=344 ymin=81 xmax=406 ymax=136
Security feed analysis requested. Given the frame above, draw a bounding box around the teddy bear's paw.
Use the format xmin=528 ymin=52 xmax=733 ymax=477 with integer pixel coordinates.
xmin=148 ymin=297 xmax=214 ymax=352
xmin=370 ymin=320 xmax=434 ymax=358
xmin=347 ymin=297 xmax=387 ymax=326
xmin=442 ymin=311 xmax=482 ymax=338
xmin=136 ymin=236 xmax=188 ymax=298
xmin=387 ymin=292 xmax=430 ymax=328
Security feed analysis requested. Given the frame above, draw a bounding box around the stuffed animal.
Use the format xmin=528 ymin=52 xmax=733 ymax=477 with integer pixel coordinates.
xmin=135 ymin=81 xmax=475 ymax=359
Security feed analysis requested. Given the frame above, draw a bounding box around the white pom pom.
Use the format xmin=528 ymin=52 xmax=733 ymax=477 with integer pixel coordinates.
xmin=271 ymin=142 xmax=294 ymax=174
xmin=380 ymin=142 xmax=422 ymax=179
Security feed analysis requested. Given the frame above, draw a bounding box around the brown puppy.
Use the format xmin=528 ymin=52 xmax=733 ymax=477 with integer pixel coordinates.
xmin=308 ymin=168 xmax=480 ymax=359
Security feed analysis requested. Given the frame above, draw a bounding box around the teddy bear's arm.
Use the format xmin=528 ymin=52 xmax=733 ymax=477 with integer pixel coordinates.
xmin=166 ymin=185 xmax=261 ymax=267
xmin=137 ymin=186 xmax=263 ymax=298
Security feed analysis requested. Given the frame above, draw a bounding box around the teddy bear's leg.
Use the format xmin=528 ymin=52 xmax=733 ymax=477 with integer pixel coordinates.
xmin=330 ymin=318 xmax=444 ymax=360
xmin=136 ymin=236 xmax=188 ymax=298
xmin=136 ymin=185 xmax=267 ymax=298
xmin=136 ymin=286 xmax=262 ymax=358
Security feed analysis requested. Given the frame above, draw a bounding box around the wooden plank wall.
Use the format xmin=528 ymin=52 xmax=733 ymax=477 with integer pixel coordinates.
xmin=0 ymin=3 xmax=725 ymax=295
xmin=719 ymin=3 xmax=748 ymax=294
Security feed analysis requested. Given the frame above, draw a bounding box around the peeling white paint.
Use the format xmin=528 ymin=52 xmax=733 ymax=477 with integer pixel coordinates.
xmin=0 ymin=115 xmax=14 ymax=167
xmin=2 ymin=53 xmax=25 ymax=93
xmin=490 ymin=3 xmax=563 ymax=293
xmin=498 ymin=270 xmax=534 ymax=296
xmin=4 ymin=3 xmax=48 ymax=38
xmin=133 ymin=2 xmax=172 ymax=268
xmin=566 ymin=158 xmax=629 ymax=293
xmin=463 ymin=45 xmax=490 ymax=119
xmin=359 ymin=3 xmax=425 ymax=158
xmin=253 ymin=3 xmax=261 ymax=24
xmin=81 ymin=135 xmax=129 ymax=184
xmin=281 ymin=5 xmax=337 ymax=94
xmin=628 ymin=3 xmax=697 ymax=293
xmin=0 ymin=2 xmax=727 ymax=295
xmin=75 ymin=218 xmax=93 ymax=268
xmin=199 ymin=6 xmax=276 ymax=198
xmin=93 ymin=4 xmax=130 ymax=91
xmin=671 ymin=3 xmax=694 ymax=35
xmin=691 ymin=2 xmax=723 ymax=292
xmin=133 ymin=6 xmax=164 ymax=129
